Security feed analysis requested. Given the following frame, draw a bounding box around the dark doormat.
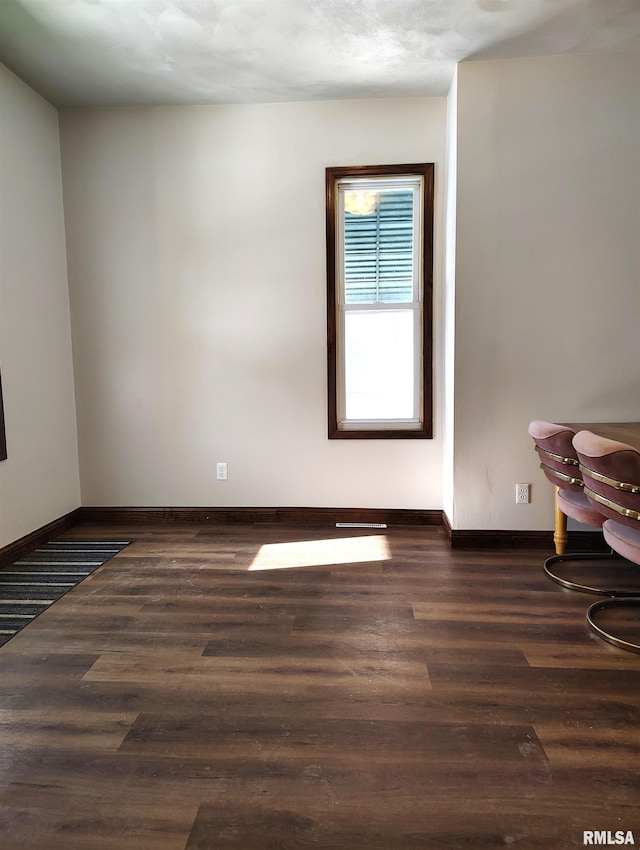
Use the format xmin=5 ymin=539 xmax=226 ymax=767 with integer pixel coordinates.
xmin=0 ymin=540 xmax=129 ymax=647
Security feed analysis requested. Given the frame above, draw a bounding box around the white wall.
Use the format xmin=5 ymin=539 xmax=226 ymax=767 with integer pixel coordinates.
xmin=0 ymin=65 xmax=80 ymax=548
xmin=60 ymin=97 xmax=446 ymax=509
xmin=452 ymin=52 xmax=640 ymax=530
xmin=4 ymin=51 xmax=637 ymax=536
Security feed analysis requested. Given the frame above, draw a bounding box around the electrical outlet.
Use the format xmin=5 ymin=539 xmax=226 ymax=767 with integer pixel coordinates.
xmin=216 ymin=462 xmax=228 ymax=480
xmin=515 ymin=482 xmax=530 ymax=504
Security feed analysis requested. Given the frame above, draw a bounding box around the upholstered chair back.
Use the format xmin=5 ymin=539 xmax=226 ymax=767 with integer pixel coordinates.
xmin=573 ymin=430 xmax=640 ymax=531
xmin=528 ymin=420 xmax=583 ymax=492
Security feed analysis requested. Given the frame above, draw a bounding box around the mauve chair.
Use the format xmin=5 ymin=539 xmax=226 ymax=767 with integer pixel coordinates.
xmin=528 ymin=420 xmax=618 ymax=593
xmin=573 ymin=430 xmax=640 ymax=653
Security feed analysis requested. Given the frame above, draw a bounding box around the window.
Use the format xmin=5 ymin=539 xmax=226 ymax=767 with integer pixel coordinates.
xmin=0 ymin=369 xmax=6 ymax=461
xmin=326 ymin=163 xmax=434 ymax=439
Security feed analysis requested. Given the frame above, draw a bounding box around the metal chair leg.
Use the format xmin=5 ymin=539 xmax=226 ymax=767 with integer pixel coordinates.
xmin=543 ymin=551 xmax=632 ymax=596
xmin=587 ymin=598 xmax=640 ymax=654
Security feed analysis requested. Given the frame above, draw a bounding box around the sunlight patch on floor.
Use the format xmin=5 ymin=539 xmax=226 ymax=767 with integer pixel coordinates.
xmin=249 ymin=535 xmax=390 ymax=570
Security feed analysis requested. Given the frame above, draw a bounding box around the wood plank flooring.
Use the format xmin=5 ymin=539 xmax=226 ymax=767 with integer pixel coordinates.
xmin=0 ymin=522 xmax=639 ymax=849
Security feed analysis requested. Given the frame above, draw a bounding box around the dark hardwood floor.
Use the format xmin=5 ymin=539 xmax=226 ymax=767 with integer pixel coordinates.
xmin=0 ymin=521 xmax=639 ymax=849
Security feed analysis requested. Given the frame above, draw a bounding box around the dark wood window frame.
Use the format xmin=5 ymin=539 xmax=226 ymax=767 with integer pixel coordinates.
xmin=0 ymin=369 xmax=6 ymax=461
xmin=326 ymin=163 xmax=434 ymax=440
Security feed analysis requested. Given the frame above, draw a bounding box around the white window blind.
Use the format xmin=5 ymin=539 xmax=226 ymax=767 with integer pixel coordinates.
xmin=344 ymin=189 xmax=415 ymax=304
